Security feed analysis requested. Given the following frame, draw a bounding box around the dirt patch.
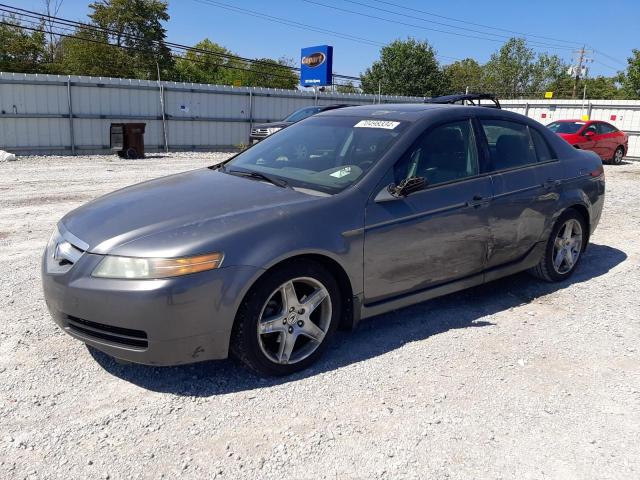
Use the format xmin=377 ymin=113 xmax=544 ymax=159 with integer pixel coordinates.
xmin=6 ymin=193 xmax=93 ymax=207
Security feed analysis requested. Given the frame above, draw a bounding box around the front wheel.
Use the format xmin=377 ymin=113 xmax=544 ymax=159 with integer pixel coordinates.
xmin=529 ymin=209 xmax=587 ymax=282
xmin=230 ymin=260 xmax=341 ymax=376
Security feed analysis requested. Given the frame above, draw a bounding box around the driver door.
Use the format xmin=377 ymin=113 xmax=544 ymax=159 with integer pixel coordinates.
xmin=363 ymin=119 xmax=492 ymax=304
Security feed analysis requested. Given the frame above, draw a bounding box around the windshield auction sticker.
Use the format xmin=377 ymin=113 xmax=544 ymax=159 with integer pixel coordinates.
xmin=354 ymin=120 xmax=400 ymax=129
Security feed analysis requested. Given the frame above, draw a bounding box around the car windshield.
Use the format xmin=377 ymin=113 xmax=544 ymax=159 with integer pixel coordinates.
xmin=547 ymin=121 xmax=585 ymax=134
xmin=225 ymin=116 xmax=408 ymax=194
xmin=284 ymin=106 xmax=323 ymax=123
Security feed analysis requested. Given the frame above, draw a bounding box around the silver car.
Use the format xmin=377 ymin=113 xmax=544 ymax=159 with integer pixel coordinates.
xmin=42 ymin=104 xmax=605 ymax=376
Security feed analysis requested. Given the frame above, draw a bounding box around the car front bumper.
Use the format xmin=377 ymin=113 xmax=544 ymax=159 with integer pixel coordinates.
xmin=42 ymin=252 xmax=261 ymax=366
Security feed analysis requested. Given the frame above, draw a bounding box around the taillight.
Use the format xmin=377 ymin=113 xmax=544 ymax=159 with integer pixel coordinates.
xmin=590 ymin=165 xmax=604 ymax=177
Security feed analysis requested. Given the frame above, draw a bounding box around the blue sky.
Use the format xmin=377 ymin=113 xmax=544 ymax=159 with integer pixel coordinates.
xmin=18 ymin=0 xmax=638 ymax=78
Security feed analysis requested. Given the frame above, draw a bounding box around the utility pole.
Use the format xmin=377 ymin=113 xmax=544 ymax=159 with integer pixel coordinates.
xmin=570 ymin=46 xmax=593 ymax=99
xmin=157 ymin=62 xmax=169 ymax=153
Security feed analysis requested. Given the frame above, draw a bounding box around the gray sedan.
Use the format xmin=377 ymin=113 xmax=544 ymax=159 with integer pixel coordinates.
xmin=42 ymin=104 xmax=605 ymax=376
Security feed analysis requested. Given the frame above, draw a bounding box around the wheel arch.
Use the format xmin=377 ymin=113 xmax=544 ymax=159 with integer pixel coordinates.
xmin=564 ymin=203 xmax=591 ymax=248
xmin=234 ymin=253 xmax=356 ymax=333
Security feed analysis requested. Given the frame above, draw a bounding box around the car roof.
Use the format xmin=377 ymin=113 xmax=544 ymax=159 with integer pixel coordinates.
xmin=551 ymin=119 xmax=590 ymax=123
xmin=316 ymin=103 xmax=450 ymax=121
xmin=320 ymin=104 xmax=356 ymax=109
xmin=315 ymin=102 xmax=532 ymax=122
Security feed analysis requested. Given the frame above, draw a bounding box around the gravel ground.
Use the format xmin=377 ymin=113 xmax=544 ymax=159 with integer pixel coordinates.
xmin=1 ymin=153 xmax=639 ymax=480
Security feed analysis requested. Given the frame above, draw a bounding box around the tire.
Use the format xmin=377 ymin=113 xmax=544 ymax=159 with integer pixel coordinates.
xmin=125 ymin=147 xmax=138 ymax=159
xmin=612 ymin=146 xmax=624 ymax=165
xmin=529 ymin=208 xmax=587 ymax=282
xmin=230 ymin=259 xmax=341 ymax=376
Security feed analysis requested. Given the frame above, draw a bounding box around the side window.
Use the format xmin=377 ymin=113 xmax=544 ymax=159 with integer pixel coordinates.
xmin=394 ymin=119 xmax=479 ymax=186
xmin=529 ymin=128 xmax=554 ymax=162
xmin=597 ymin=122 xmax=617 ymax=134
xmin=583 ymin=123 xmax=598 ymax=135
xmin=480 ymin=119 xmax=537 ymax=171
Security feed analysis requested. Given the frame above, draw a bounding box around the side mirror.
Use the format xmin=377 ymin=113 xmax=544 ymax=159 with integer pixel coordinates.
xmin=394 ymin=176 xmax=427 ymax=197
xmin=375 ymin=176 xmax=427 ymax=202
xmin=583 ymin=130 xmax=595 ymax=137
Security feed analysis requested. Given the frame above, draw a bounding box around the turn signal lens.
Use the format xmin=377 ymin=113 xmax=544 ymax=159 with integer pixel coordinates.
xmin=92 ymin=252 xmax=223 ymax=279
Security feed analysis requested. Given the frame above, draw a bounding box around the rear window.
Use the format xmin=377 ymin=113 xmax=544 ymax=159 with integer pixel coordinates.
xmin=530 ymin=128 xmax=554 ymax=162
xmin=547 ymin=121 xmax=584 ymax=134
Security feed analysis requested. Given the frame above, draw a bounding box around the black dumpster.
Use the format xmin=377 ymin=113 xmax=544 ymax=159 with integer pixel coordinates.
xmin=110 ymin=123 xmax=146 ymax=159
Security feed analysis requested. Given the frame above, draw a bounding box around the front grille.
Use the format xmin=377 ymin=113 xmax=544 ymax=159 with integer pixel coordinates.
xmin=251 ymin=128 xmax=269 ymax=138
xmin=66 ymin=315 xmax=148 ymax=349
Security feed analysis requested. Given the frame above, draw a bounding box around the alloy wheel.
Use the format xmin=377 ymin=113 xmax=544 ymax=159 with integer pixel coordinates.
xmin=552 ymin=218 xmax=583 ymax=274
xmin=257 ymin=277 xmax=332 ymax=365
xmin=614 ymin=148 xmax=624 ymax=164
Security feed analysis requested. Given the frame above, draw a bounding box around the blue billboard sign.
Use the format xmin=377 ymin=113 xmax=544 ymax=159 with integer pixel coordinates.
xmin=300 ymin=45 xmax=333 ymax=87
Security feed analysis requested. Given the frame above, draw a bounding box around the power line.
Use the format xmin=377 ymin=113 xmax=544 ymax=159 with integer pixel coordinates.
xmin=192 ymin=0 xmax=384 ymax=48
xmin=367 ymin=0 xmax=583 ymax=47
xmin=0 ymin=18 xmax=304 ymax=83
xmin=593 ymin=49 xmax=627 ymax=67
xmin=338 ymin=0 xmax=575 ymax=51
xmin=364 ymin=0 xmax=628 ymax=67
xmin=0 ymin=4 xmax=362 ymax=83
xmin=0 ymin=4 xmax=304 ymax=75
xmin=192 ymin=0 xmax=461 ymax=62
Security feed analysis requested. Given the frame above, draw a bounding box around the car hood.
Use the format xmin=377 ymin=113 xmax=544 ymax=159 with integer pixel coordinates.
xmin=253 ymin=121 xmax=292 ymax=129
xmin=61 ymin=168 xmax=316 ymax=257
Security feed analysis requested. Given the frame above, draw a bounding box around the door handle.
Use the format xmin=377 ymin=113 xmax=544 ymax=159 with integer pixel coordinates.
xmin=466 ymin=195 xmax=490 ymax=208
xmin=542 ymin=178 xmax=560 ymax=189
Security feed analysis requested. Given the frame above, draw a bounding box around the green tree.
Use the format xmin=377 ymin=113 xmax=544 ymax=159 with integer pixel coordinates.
xmin=483 ymin=38 xmax=536 ymax=97
xmin=56 ymin=0 xmax=173 ymax=79
xmin=360 ymin=38 xmax=448 ymax=97
xmin=482 ymin=38 xmax=575 ymax=98
xmin=443 ymin=58 xmax=484 ymax=93
xmin=0 ymin=15 xmax=47 ymax=73
xmin=620 ymin=49 xmax=640 ymax=99
xmin=244 ymin=57 xmax=298 ymax=89
xmin=336 ymin=81 xmax=359 ymax=93
xmin=530 ymin=53 xmax=570 ymax=95
xmin=55 ymin=27 xmax=135 ymax=77
xmin=174 ymin=39 xmax=245 ymax=85
xmin=582 ymin=76 xmax=621 ymax=99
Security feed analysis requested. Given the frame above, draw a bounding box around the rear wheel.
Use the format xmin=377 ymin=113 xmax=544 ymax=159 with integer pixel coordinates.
xmin=612 ymin=146 xmax=624 ymax=165
xmin=529 ymin=209 xmax=587 ymax=282
xmin=230 ymin=260 xmax=341 ymax=376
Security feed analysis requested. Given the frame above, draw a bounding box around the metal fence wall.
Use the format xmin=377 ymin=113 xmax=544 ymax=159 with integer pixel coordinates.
xmin=0 ymin=72 xmax=424 ymax=155
xmin=501 ymin=99 xmax=640 ymax=159
xmin=2 ymin=72 xmax=639 ymax=158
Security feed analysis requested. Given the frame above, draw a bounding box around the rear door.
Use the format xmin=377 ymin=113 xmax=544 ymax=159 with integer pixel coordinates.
xmin=363 ymin=118 xmax=492 ymax=303
xmin=477 ymin=117 xmax=564 ymax=269
xmin=596 ymin=122 xmax=619 ymax=160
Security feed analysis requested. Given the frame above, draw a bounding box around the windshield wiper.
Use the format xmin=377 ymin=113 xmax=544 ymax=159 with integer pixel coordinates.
xmin=223 ymin=167 xmax=292 ymax=189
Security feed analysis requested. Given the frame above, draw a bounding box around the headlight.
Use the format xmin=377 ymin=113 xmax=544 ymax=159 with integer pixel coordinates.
xmin=92 ymin=252 xmax=223 ymax=279
xmin=266 ymin=127 xmax=282 ymax=135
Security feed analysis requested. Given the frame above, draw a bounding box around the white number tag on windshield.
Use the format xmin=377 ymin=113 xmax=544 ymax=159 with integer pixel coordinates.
xmin=354 ymin=120 xmax=400 ymax=129
xmin=330 ymin=167 xmax=352 ymax=178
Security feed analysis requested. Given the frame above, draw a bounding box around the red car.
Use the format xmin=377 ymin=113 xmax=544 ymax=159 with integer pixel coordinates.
xmin=547 ymin=120 xmax=628 ymax=164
